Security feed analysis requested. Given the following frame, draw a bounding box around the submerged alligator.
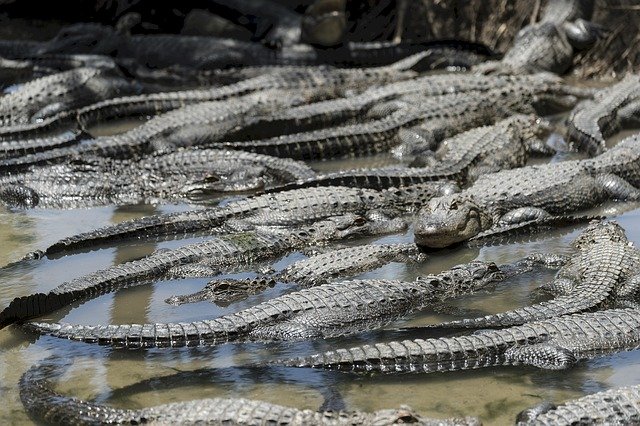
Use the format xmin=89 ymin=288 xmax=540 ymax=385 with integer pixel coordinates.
xmin=516 ymin=385 xmax=640 ymax=425
xmin=567 ymin=73 xmax=640 ymax=156
xmin=0 ymin=213 xmax=406 ymax=328
xmin=20 ymin=362 xmax=479 ymax=425
xmin=414 ymin=133 xmax=640 ymax=248
xmin=430 ymin=221 xmax=640 ymax=329
xmin=24 ymin=260 xmax=507 ymax=347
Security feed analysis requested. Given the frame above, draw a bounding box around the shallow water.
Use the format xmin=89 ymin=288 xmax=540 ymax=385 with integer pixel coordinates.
xmin=2 ymin=123 xmax=640 ymax=426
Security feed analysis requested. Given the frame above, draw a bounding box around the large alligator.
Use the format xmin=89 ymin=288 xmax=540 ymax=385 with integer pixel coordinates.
xmin=516 ymin=385 xmax=640 ymax=425
xmin=268 ymin=114 xmax=552 ymax=191
xmin=0 ymin=213 xmax=405 ymax=328
xmin=414 ymin=133 xmax=640 ymax=248
xmin=276 ymin=308 xmax=640 ymax=373
xmin=0 ymin=149 xmax=318 ymax=209
xmin=429 ymin=221 xmax=640 ymax=328
xmin=24 ymin=260 xmax=507 ymax=347
xmin=474 ymin=0 xmax=599 ymax=74
xmin=567 ymin=73 xmax=640 ymax=156
xmin=16 ymin=183 xmax=455 ymax=260
xmin=19 ymin=362 xmax=479 ymax=425
xmin=165 ymin=243 xmax=427 ymax=305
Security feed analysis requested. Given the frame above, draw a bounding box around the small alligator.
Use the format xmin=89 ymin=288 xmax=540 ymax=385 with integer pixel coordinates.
xmin=414 ymin=133 xmax=640 ymax=248
xmin=18 ymin=183 xmax=454 ymax=259
xmin=24 ymin=260 xmax=506 ymax=347
xmin=567 ymin=73 xmax=640 ymax=156
xmin=276 ymin=308 xmax=640 ymax=373
xmin=429 ymin=221 xmax=640 ymax=328
xmin=0 ymin=149 xmax=317 ymax=209
xmin=20 ymin=362 xmax=478 ymax=425
xmin=516 ymin=385 xmax=640 ymax=425
xmin=474 ymin=0 xmax=599 ymax=75
xmin=269 ymin=114 xmax=552 ymax=191
xmin=0 ymin=213 xmax=405 ymax=328
xmin=165 ymin=243 xmax=427 ymax=305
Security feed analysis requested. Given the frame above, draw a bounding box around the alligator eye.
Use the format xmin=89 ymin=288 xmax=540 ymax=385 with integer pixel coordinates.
xmin=450 ymin=201 xmax=458 ymax=210
xmin=353 ymin=217 xmax=366 ymax=226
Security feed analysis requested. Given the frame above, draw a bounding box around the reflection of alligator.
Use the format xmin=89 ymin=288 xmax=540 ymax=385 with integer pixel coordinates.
xmin=414 ymin=134 xmax=640 ymax=248
xmin=20 ymin=362 xmax=479 ymax=425
xmin=24 ymin=183 xmax=455 ymax=259
xmin=276 ymin=308 xmax=640 ymax=373
xmin=166 ymin=243 xmax=427 ymax=305
xmin=0 ymin=214 xmax=404 ymax=328
xmin=516 ymin=385 xmax=640 ymax=425
xmin=430 ymin=221 xmax=640 ymax=328
xmin=269 ymin=114 xmax=552 ymax=191
xmin=567 ymin=74 xmax=640 ymax=156
xmin=25 ymin=260 xmax=506 ymax=347
xmin=0 ymin=149 xmax=317 ymax=209
xmin=474 ymin=0 xmax=599 ymax=74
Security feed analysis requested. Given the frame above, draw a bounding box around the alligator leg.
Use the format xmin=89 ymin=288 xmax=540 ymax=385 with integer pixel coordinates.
xmin=616 ymin=273 xmax=640 ymax=301
xmin=504 ymin=342 xmax=578 ymax=370
xmin=515 ymin=401 xmax=558 ymax=424
xmin=500 ymin=253 xmax=572 ymax=279
xmin=596 ymin=173 xmax=640 ymax=200
xmin=525 ymin=137 xmax=556 ymax=157
xmin=497 ymin=207 xmax=551 ymax=225
xmin=0 ymin=183 xmax=40 ymax=208
xmin=537 ymin=277 xmax=577 ymax=296
xmin=564 ymin=19 xmax=605 ymax=50
xmin=617 ymin=99 xmax=640 ymax=127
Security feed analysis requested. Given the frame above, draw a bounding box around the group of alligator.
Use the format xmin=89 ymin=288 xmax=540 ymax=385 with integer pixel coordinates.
xmin=3 ymin=0 xmax=640 ymax=424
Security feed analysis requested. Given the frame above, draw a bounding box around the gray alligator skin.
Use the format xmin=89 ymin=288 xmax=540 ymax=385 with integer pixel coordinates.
xmin=567 ymin=73 xmax=640 ymax=156
xmin=24 ymin=183 xmax=455 ymax=258
xmin=20 ymin=362 xmax=479 ymax=426
xmin=474 ymin=0 xmax=598 ymax=75
xmin=0 ymin=213 xmax=404 ymax=328
xmin=414 ymin=133 xmax=640 ymax=248
xmin=0 ymin=149 xmax=317 ymax=209
xmin=516 ymin=385 xmax=640 ymax=425
xmin=269 ymin=114 xmax=552 ymax=191
xmin=431 ymin=221 xmax=640 ymax=328
xmin=276 ymin=308 xmax=640 ymax=372
xmin=24 ymin=260 xmax=506 ymax=347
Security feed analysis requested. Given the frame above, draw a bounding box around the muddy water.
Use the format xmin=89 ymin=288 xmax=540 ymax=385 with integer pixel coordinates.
xmin=2 ymin=121 xmax=640 ymax=426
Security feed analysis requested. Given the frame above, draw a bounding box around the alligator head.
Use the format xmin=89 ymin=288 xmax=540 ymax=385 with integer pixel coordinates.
xmin=413 ymin=194 xmax=492 ymax=248
xmin=572 ymin=220 xmax=629 ymax=249
xmin=296 ymin=211 xmax=407 ymax=244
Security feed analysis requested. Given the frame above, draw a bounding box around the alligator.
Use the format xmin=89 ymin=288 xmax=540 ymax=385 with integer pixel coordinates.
xmin=275 ymin=308 xmax=640 ymax=373
xmin=165 ymin=243 xmax=427 ymax=305
xmin=17 ymin=183 xmax=455 ymax=260
xmin=268 ymin=114 xmax=553 ymax=191
xmin=566 ymin=73 xmax=640 ymax=156
xmin=215 ymin=74 xmax=588 ymax=161
xmin=24 ymin=260 xmax=507 ymax=347
xmin=473 ymin=0 xmax=599 ymax=75
xmin=19 ymin=362 xmax=479 ymax=426
xmin=516 ymin=385 xmax=640 ymax=425
xmin=0 ymin=149 xmax=318 ymax=209
xmin=414 ymin=133 xmax=640 ymax=248
xmin=0 ymin=213 xmax=406 ymax=328
xmin=429 ymin=221 xmax=640 ymax=328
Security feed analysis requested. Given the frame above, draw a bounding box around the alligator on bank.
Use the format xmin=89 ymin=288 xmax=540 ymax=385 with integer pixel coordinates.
xmin=24 ymin=260 xmax=508 ymax=347
xmin=165 ymin=243 xmax=427 ymax=305
xmin=516 ymin=384 xmax=640 ymax=425
xmin=0 ymin=213 xmax=406 ymax=329
xmin=0 ymin=149 xmax=318 ymax=209
xmin=566 ymin=73 xmax=640 ymax=156
xmin=414 ymin=133 xmax=640 ymax=248
xmin=275 ymin=307 xmax=640 ymax=373
xmin=19 ymin=362 xmax=480 ymax=426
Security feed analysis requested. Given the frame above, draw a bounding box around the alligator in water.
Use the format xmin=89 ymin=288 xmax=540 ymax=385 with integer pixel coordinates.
xmin=414 ymin=133 xmax=640 ymax=248
xmin=429 ymin=221 xmax=640 ymax=328
xmin=275 ymin=308 xmax=640 ymax=373
xmin=23 ymin=260 xmax=507 ymax=347
xmin=268 ymin=114 xmax=553 ymax=191
xmin=165 ymin=243 xmax=427 ymax=305
xmin=0 ymin=149 xmax=318 ymax=209
xmin=566 ymin=73 xmax=640 ymax=156
xmin=13 ymin=183 xmax=455 ymax=260
xmin=516 ymin=385 xmax=640 ymax=425
xmin=474 ymin=0 xmax=600 ymax=75
xmin=0 ymin=213 xmax=405 ymax=329
xmin=19 ymin=362 xmax=479 ymax=425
